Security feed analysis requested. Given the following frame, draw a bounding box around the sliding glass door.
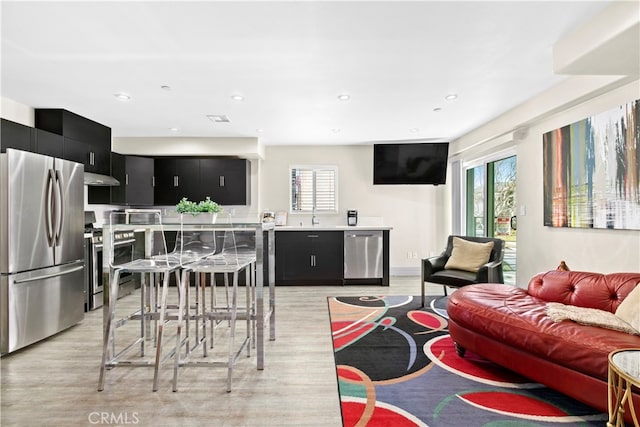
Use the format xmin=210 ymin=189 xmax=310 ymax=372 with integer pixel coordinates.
xmin=465 ymin=155 xmax=517 ymax=285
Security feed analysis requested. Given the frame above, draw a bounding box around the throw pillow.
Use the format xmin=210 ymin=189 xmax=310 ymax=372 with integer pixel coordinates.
xmin=547 ymin=302 xmax=639 ymax=335
xmin=444 ymin=237 xmax=494 ymax=273
xmin=615 ymin=284 xmax=640 ymax=332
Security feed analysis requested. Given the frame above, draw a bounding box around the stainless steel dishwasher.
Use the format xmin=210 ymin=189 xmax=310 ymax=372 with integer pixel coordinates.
xmin=344 ymin=230 xmax=383 ymax=279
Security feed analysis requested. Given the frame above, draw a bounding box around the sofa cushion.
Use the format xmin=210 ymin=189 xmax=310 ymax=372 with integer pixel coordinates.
xmin=615 ymin=284 xmax=640 ymax=332
xmin=448 ymin=283 xmax=640 ymax=380
xmin=444 ymin=237 xmax=494 ymax=273
xmin=546 ymin=302 xmax=639 ymax=335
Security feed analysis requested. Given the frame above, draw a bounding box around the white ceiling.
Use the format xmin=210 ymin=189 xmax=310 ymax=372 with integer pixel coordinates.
xmin=1 ymin=1 xmax=612 ymax=146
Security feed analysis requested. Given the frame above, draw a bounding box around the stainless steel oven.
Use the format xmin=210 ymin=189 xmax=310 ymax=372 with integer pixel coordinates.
xmin=86 ymin=229 xmax=136 ymax=311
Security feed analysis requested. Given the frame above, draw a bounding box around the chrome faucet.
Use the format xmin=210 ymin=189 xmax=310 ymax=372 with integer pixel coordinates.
xmin=312 ymin=207 xmax=320 ymax=225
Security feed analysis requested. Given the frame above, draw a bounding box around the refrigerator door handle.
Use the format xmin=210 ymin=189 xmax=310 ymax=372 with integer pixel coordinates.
xmin=54 ymin=170 xmax=65 ymax=246
xmin=13 ymin=264 xmax=84 ymax=284
xmin=45 ymin=169 xmax=55 ymax=247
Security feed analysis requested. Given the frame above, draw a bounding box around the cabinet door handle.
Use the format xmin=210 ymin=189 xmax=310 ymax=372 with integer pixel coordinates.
xmin=90 ymin=151 xmax=95 ymax=166
xmin=219 ymin=175 xmax=225 ymax=187
xmin=310 ymin=255 xmax=314 ymax=267
xmin=174 ymin=176 xmax=179 ymax=187
xmin=152 ymin=176 xmax=155 ymax=187
xmin=307 ymin=234 xmax=319 ymax=238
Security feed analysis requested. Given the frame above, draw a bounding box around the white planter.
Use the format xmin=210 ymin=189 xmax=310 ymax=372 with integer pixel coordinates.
xmin=179 ymin=212 xmax=218 ymax=224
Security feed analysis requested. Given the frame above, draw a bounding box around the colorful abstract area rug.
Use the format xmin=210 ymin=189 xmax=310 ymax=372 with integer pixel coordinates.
xmin=327 ymin=296 xmax=608 ymax=427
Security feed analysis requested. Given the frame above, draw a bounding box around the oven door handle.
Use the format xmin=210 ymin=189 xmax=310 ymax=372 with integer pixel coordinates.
xmin=93 ymin=238 xmax=136 ymax=250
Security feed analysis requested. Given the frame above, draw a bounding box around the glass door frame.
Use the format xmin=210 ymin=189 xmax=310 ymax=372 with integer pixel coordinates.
xmin=462 ymin=148 xmax=517 ymax=285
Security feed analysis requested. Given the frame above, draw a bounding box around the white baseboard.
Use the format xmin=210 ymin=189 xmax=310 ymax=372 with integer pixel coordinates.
xmin=390 ymin=267 xmax=421 ymax=276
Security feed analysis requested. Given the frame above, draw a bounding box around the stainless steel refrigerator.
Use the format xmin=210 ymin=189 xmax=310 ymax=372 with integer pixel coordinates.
xmin=0 ymin=148 xmax=85 ymax=354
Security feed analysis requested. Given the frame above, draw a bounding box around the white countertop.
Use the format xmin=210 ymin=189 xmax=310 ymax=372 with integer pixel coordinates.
xmin=274 ymin=225 xmax=392 ymax=231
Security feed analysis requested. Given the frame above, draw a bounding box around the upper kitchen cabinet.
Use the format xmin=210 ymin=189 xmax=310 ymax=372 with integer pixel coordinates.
xmin=35 ymin=109 xmax=111 ymax=175
xmin=1 ymin=119 xmax=33 ymax=153
xmin=153 ymin=157 xmax=200 ymax=205
xmin=154 ymin=157 xmax=250 ymax=206
xmin=111 ymin=153 xmax=154 ymax=206
xmin=200 ymin=158 xmax=250 ymax=205
xmin=33 ymin=129 xmax=63 ymax=158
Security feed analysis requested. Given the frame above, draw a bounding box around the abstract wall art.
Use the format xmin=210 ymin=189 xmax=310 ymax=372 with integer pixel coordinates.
xmin=543 ymin=99 xmax=640 ymax=230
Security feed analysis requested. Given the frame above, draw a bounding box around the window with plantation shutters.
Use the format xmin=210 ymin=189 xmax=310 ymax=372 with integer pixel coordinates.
xmin=290 ymin=166 xmax=338 ymax=212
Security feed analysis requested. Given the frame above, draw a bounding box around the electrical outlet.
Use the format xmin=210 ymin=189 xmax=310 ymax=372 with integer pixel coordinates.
xmin=412 ymin=252 xmax=419 ymax=259
xmin=406 ymin=251 xmax=412 ymax=259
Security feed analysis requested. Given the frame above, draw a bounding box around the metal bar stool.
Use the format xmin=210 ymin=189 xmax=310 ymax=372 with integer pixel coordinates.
xmin=98 ymin=211 xmax=183 ymax=392
xmin=172 ymin=217 xmax=255 ymax=392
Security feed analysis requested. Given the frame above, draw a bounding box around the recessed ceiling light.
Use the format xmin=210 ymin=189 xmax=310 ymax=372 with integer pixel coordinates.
xmin=206 ymin=115 xmax=230 ymax=123
xmin=160 ymin=85 xmax=172 ymax=91
xmin=231 ymin=95 xmax=244 ymax=101
xmin=444 ymin=94 xmax=458 ymax=101
xmin=409 ymin=128 xmax=419 ymax=133
xmin=114 ymin=93 xmax=131 ymax=101
xmin=169 ymin=127 xmax=179 ymax=132
xmin=337 ymin=94 xmax=350 ymax=101
xmin=433 ymin=107 xmax=442 ymax=112
xmin=256 ymin=128 xmax=264 ymax=133
xmin=331 ymin=128 xmax=341 ymax=133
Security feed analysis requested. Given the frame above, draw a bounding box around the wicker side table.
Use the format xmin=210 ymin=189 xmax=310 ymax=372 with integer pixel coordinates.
xmin=607 ymin=348 xmax=640 ymax=427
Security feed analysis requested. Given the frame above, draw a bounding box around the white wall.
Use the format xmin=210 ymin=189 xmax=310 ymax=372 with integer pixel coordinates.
xmin=453 ymin=79 xmax=640 ymax=286
xmin=515 ymin=80 xmax=640 ymax=283
xmin=260 ymin=145 xmax=449 ymax=273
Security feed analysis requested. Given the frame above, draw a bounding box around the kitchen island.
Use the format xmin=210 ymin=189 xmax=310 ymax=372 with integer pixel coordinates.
xmin=101 ymin=218 xmax=276 ymax=370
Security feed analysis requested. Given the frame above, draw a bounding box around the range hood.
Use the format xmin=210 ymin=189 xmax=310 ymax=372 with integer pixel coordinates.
xmin=84 ymin=172 xmax=120 ymax=186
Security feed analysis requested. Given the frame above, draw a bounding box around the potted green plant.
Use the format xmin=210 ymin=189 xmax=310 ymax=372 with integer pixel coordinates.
xmin=176 ymin=197 xmax=222 ymax=223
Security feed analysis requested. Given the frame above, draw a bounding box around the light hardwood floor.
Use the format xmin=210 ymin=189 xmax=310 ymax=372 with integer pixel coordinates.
xmin=0 ymin=277 xmax=444 ymax=427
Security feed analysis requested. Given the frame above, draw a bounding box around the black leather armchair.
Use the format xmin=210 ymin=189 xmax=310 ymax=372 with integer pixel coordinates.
xmin=421 ymin=235 xmax=505 ymax=307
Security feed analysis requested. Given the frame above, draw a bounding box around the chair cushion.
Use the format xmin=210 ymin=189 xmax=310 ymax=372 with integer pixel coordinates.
xmin=444 ymin=237 xmax=494 ymax=273
xmin=430 ymin=269 xmax=478 ymax=287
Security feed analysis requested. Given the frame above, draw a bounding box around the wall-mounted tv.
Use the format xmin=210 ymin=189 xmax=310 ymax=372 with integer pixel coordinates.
xmin=373 ymin=142 xmax=449 ymax=185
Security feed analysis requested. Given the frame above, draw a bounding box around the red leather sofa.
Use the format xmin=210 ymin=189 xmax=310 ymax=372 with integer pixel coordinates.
xmin=447 ymin=270 xmax=640 ymax=420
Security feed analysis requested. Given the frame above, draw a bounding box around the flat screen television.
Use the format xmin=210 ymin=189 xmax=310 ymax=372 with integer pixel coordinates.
xmin=373 ymin=142 xmax=449 ymax=185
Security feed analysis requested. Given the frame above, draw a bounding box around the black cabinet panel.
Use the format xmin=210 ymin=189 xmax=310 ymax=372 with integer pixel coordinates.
xmin=34 ymin=129 xmax=63 ymax=158
xmin=1 ymin=119 xmax=33 ymax=153
xmin=175 ymin=158 xmax=200 ymax=201
xmin=153 ymin=157 xmax=250 ymax=206
xmin=35 ymin=109 xmax=111 ymax=175
xmin=204 ymin=158 xmax=250 ymax=205
xmin=153 ymin=157 xmax=177 ymax=205
xmin=276 ymin=231 xmax=343 ymax=285
xmin=111 ymin=153 xmax=154 ymax=205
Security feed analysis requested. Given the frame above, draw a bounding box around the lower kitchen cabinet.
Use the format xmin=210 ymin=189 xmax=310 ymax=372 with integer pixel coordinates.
xmin=275 ymin=231 xmax=344 ymax=285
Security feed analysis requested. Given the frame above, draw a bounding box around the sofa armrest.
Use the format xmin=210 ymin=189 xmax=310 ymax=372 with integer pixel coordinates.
xmin=476 ymin=259 xmax=503 ymax=283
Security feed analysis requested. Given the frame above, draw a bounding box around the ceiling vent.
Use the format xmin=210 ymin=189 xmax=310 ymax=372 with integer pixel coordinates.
xmin=207 ymin=115 xmax=230 ymax=123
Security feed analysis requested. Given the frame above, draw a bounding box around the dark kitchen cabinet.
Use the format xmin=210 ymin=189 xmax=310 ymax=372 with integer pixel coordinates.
xmin=111 ymin=153 xmax=154 ymax=205
xmin=34 ymin=129 xmax=63 ymax=158
xmin=1 ymin=119 xmax=33 ymax=153
xmin=154 ymin=157 xmax=250 ymax=206
xmin=200 ymin=158 xmax=250 ymax=205
xmin=35 ymin=109 xmax=111 ymax=175
xmin=153 ymin=157 xmax=200 ymax=205
xmin=275 ymin=231 xmax=344 ymax=285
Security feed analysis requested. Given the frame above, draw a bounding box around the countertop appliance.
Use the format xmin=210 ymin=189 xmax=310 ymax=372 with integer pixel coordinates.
xmin=344 ymin=230 xmax=383 ymax=279
xmin=347 ymin=210 xmax=358 ymax=226
xmin=0 ymin=149 xmax=85 ymax=354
